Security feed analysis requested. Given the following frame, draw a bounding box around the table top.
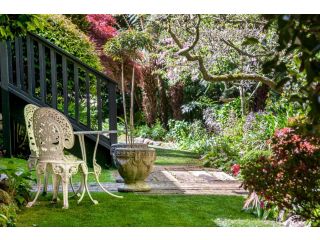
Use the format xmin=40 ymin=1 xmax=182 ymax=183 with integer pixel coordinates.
xmin=74 ymin=130 xmax=117 ymax=135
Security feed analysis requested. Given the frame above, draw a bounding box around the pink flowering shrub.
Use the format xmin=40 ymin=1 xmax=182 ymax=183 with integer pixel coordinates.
xmin=241 ymin=127 xmax=320 ymax=218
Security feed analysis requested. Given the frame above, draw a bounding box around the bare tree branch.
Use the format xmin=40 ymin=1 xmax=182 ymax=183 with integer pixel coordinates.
xmin=248 ymin=82 xmax=262 ymax=100
xmin=168 ymin=19 xmax=277 ymax=90
xmin=176 ymin=15 xmax=201 ymax=56
xmin=221 ymin=38 xmax=273 ymax=58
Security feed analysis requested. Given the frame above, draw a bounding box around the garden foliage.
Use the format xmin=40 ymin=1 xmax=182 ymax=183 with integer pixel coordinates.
xmin=241 ymin=126 xmax=320 ymax=223
xmin=37 ymin=15 xmax=102 ymax=71
xmin=0 ymin=14 xmax=44 ymax=40
xmin=0 ymin=161 xmax=34 ymax=226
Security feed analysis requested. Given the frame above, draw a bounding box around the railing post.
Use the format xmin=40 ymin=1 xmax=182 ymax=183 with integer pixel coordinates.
xmin=0 ymin=41 xmax=12 ymax=157
xmin=108 ymin=82 xmax=117 ymax=145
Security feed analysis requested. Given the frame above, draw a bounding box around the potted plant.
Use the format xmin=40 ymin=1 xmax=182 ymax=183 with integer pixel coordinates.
xmin=105 ymin=30 xmax=156 ymax=192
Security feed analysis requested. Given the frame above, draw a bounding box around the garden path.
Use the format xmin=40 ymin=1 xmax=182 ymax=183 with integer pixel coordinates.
xmin=114 ymin=165 xmax=247 ymax=195
xmin=39 ymin=165 xmax=246 ymax=195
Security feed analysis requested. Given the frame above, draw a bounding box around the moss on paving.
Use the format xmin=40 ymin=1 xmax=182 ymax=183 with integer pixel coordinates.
xmin=16 ymin=193 xmax=279 ymax=227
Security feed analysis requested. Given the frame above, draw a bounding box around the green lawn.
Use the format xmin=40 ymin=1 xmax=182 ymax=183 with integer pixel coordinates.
xmin=1 ymin=150 xmax=279 ymax=227
xmin=153 ymin=147 xmax=202 ymax=166
xmin=16 ymin=193 xmax=279 ymax=227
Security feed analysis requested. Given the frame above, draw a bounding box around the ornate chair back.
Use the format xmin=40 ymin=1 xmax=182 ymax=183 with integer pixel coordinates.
xmin=24 ymin=104 xmax=40 ymax=169
xmin=33 ymin=107 xmax=75 ymax=162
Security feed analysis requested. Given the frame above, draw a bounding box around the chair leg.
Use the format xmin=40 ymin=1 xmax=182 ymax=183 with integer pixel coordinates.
xmin=69 ymin=176 xmax=81 ymax=198
xmin=27 ymin=171 xmax=42 ymax=208
xmin=52 ymin=174 xmax=60 ymax=203
xmin=61 ymin=172 xmax=70 ymax=209
xmin=42 ymin=172 xmax=48 ymax=196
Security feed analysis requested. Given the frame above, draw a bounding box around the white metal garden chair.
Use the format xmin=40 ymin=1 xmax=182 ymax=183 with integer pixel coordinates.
xmin=25 ymin=104 xmax=80 ymax=196
xmin=26 ymin=107 xmax=97 ymax=209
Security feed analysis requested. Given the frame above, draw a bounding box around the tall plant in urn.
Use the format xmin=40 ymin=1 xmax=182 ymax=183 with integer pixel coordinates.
xmin=104 ymin=29 xmax=156 ymax=192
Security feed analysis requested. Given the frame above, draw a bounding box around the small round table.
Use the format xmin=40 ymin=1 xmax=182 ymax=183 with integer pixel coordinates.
xmin=73 ymin=130 xmax=122 ymax=199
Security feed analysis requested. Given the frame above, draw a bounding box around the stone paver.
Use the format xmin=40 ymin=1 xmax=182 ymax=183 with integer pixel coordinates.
xmin=34 ymin=165 xmax=247 ymax=196
xmin=121 ymin=165 xmax=245 ymax=195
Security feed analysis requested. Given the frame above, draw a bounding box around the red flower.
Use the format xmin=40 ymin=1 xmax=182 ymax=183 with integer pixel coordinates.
xmin=231 ymin=164 xmax=240 ymax=176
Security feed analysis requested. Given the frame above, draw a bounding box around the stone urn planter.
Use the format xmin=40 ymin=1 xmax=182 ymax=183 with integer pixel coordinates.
xmin=111 ymin=143 xmax=156 ymax=192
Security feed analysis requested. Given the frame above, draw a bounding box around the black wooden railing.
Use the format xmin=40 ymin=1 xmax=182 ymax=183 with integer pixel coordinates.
xmin=0 ymin=33 xmax=118 ymax=156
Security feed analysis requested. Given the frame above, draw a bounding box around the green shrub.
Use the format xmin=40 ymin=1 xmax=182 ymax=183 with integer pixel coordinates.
xmin=165 ymin=120 xmax=210 ymax=153
xmin=0 ymin=162 xmax=34 ymax=207
xmin=310 ymin=206 xmax=320 ymax=227
xmin=0 ymin=203 xmax=18 ymax=227
xmin=202 ymin=136 xmax=241 ymax=172
xmin=36 ymin=14 xmax=102 ymax=71
xmin=0 ymin=160 xmax=34 ymax=227
xmin=239 ymin=149 xmax=272 ymax=168
xmin=65 ymin=14 xmax=90 ymax=32
xmin=0 ymin=14 xmax=44 ymax=40
xmin=135 ymin=122 xmax=167 ymax=141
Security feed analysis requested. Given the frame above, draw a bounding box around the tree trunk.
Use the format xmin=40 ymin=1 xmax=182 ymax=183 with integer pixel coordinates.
xmin=239 ymin=84 xmax=246 ymax=116
xmin=158 ymin=75 xmax=169 ymax=129
xmin=141 ymin=67 xmax=158 ymax=126
xmin=130 ymin=67 xmax=135 ymax=145
xmin=169 ymin=82 xmax=184 ymax=120
xmin=252 ymin=84 xmax=269 ymax=112
xmin=121 ymin=61 xmax=128 ymax=144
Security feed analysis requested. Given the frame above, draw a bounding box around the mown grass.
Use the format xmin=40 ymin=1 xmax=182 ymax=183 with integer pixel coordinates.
xmin=16 ymin=193 xmax=279 ymax=227
xmin=153 ymin=147 xmax=202 ymax=166
xmin=1 ymin=152 xmax=279 ymax=227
